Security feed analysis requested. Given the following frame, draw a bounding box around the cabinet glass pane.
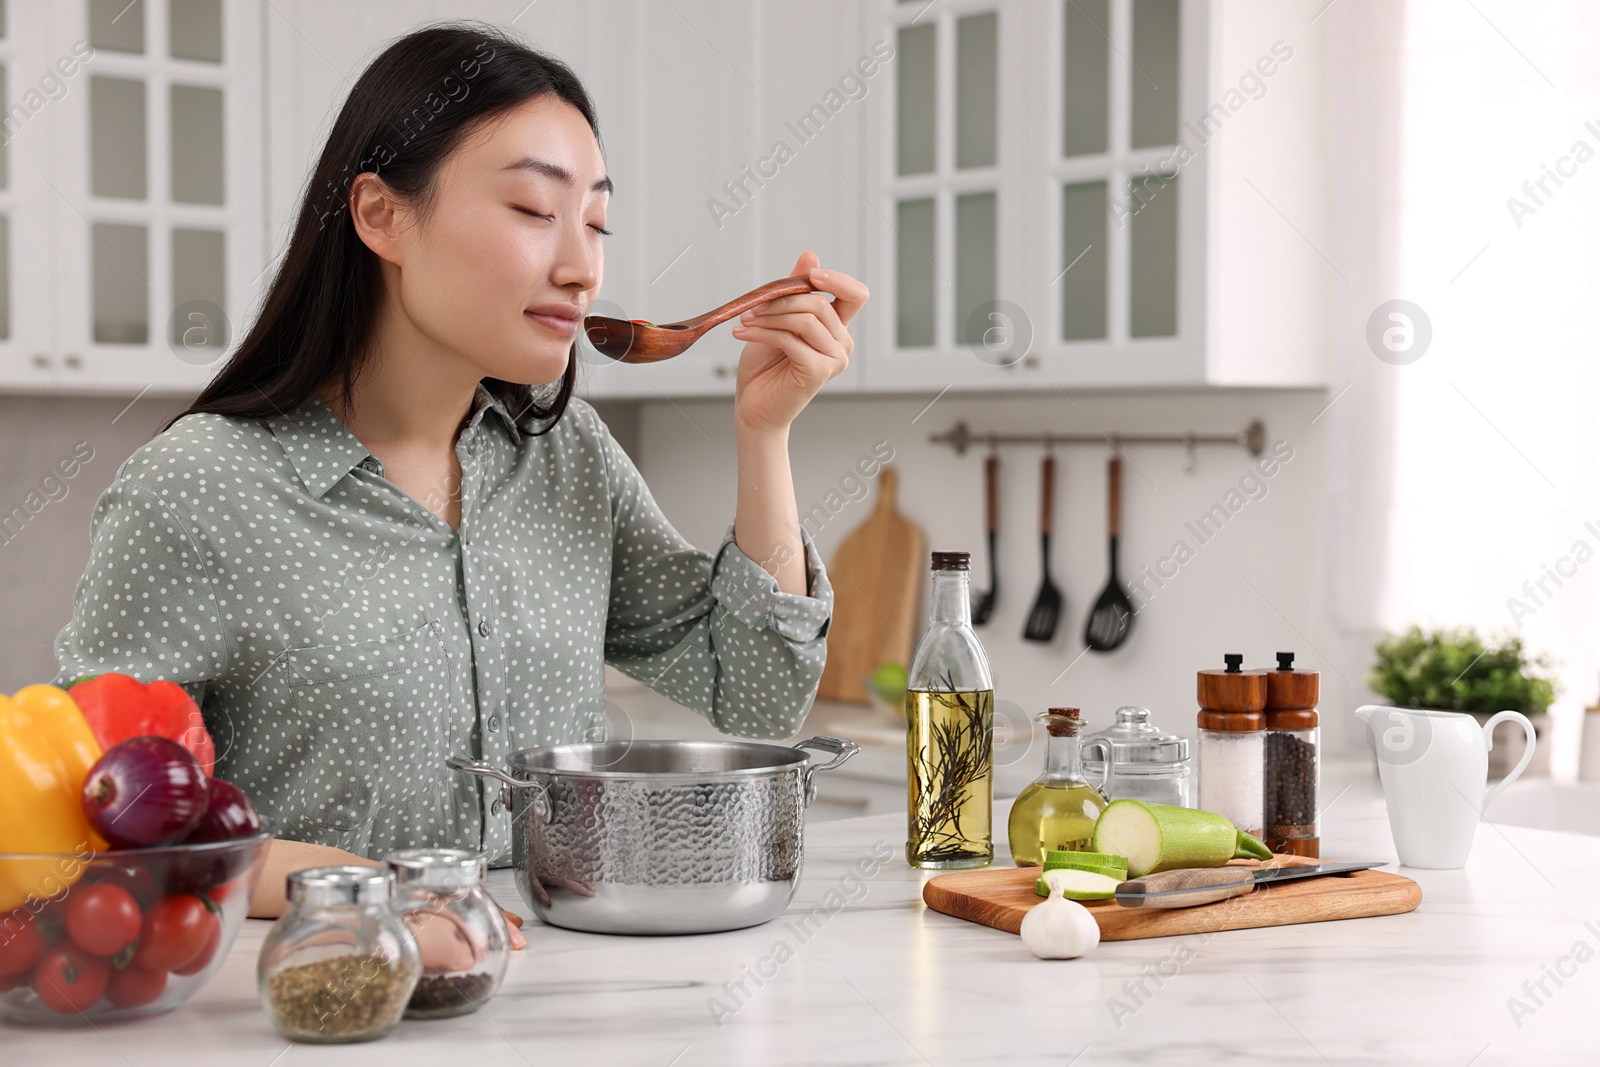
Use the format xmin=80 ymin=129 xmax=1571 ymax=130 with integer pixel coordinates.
xmin=172 ymin=228 xmax=225 ymax=349
xmin=91 ymin=76 xmax=147 ymax=199
xmin=89 ymin=0 xmax=145 ymax=54
xmin=896 ymin=23 xmax=936 ymax=176
xmin=1129 ymin=173 xmax=1177 ymax=337
xmin=0 ymin=215 xmax=10 ymax=340
xmin=93 ymin=222 xmax=149 ymax=344
xmin=1060 ymin=181 xmax=1106 ymax=340
xmin=170 ymin=0 xmax=223 ymax=63
xmin=955 ymin=12 xmax=997 ymax=169
xmin=0 ymin=2 xmax=6 ymax=38
xmin=955 ymin=191 xmax=996 ymax=346
xmin=171 ymin=85 xmax=223 ymax=204
xmin=1063 ymin=0 xmax=1108 ymax=156
xmin=896 ymin=197 xmax=935 ymax=347
xmin=1131 ymin=0 xmax=1180 ymax=149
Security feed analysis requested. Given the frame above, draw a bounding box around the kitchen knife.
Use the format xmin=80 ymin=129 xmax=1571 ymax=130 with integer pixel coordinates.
xmin=1114 ymin=862 xmax=1387 ymax=909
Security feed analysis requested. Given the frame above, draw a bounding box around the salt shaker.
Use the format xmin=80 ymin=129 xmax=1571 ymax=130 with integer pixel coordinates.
xmin=1197 ymin=654 xmax=1266 ymax=837
xmin=385 ymin=848 xmax=510 ymax=1019
xmin=1263 ymin=652 xmax=1321 ymax=856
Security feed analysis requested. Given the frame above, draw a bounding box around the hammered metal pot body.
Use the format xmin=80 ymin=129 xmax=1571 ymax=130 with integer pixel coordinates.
xmin=503 ymin=740 xmax=822 ymax=935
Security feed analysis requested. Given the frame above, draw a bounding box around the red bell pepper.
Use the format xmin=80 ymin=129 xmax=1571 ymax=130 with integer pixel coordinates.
xmin=66 ymin=674 xmax=216 ymax=777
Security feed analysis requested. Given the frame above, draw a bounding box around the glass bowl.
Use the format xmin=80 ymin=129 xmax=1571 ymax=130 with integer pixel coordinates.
xmin=0 ymin=822 xmax=274 ymax=1025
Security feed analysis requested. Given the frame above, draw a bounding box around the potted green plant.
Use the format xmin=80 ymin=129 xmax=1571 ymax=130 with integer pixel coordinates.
xmin=1369 ymin=626 xmax=1557 ymax=778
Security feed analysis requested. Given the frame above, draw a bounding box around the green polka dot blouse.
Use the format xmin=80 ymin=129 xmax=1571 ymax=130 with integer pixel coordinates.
xmin=52 ymin=384 xmax=833 ymax=866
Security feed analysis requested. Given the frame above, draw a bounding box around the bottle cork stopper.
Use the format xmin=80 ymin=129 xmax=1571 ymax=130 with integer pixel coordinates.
xmin=1044 ymin=707 xmax=1082 ymax=737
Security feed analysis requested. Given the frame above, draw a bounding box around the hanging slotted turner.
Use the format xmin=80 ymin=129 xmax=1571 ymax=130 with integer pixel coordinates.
xmin=1085 ymin=455 xmax=1135 ymax=651
xmin=971 ymin=453 xmax=999 ymax=625
xmin=1022 ymin=453 xmax=1062 ymax=642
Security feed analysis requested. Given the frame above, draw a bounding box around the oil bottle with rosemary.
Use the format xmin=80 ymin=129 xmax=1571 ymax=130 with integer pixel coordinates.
xmin=905 ymin=551 xmax=995 ymax=869
xmin=1007 ymin=707 xmax=1109 ymax=866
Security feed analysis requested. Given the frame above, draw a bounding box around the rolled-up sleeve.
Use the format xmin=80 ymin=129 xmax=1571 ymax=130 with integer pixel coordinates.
xmin=51 ymin=478 xmax=228 ymax=702
xmin=593 ymin=411 xmax=832 ymax=739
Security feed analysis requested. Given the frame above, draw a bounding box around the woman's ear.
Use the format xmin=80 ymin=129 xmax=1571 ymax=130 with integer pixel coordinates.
xmin=348 ymin=173 xmax=408 ymax=266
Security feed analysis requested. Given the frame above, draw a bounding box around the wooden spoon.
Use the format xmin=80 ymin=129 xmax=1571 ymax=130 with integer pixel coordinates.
xmin=582 ymin=275 xmax=819 ymax=364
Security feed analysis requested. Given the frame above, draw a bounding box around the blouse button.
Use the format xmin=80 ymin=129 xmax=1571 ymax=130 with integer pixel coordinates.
xmin=478 ymin=619 xmax=492 ymax=637
xmin=488 ymin=714 xmax=501 ymax=732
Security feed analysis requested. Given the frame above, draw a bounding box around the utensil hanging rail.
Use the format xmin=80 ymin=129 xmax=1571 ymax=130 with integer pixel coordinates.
xmin=928 ymin=419 xmax=1266 ymax=457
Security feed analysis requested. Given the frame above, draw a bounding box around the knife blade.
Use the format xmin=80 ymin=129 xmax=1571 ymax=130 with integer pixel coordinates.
xmin=1113 ymin=861 xmax=1387 ymax=909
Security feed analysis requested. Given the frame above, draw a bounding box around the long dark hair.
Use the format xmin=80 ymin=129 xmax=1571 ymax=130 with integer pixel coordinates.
xmin=168 ymin=23 xmax=598 ymax=434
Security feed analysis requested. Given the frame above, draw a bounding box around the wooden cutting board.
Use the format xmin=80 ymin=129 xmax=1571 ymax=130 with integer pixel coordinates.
xmin=816 ymin=467 xmax=925 ymax=704
xmin=923 ymin=856 xmax=1421 ymax=941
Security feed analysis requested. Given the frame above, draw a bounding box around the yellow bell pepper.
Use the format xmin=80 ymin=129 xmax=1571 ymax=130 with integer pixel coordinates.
xmin=0 ymin=685 xmax=108 ymax=910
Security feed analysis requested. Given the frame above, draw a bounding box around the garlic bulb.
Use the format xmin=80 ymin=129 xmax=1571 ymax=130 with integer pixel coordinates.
xmin=1020 ymin=869 xmax=1102 ymax=959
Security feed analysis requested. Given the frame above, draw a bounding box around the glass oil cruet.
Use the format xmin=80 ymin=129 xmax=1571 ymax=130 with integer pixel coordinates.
xmin=1007 ymin=707 xmax=1110 ymax=867
xmin=905 ymin=550 xmax=996 ymax=869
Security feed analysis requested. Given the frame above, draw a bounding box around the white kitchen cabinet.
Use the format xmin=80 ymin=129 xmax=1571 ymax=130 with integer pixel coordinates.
xmin=0 ymin=0 xmax=1321 ymax=398
xmin=0 ymin=0 xmax=264 ymax=396
xmin=576 ymin=0 xmax=868 ymax=401
xmin=587 ymin=0 xmax=1328 ymax=399
xmin=855 ymin=0 xmax=1329 ymax=392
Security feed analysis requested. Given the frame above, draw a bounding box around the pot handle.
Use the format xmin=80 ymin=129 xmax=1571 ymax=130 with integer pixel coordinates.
xmin=792 ymin=735 xmax=861 ymax=807
xmin=446 ymin=754 xmax=552 ymax=823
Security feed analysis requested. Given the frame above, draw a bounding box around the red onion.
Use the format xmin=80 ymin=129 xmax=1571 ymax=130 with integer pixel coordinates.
xmin=182 ymin=778 xmax=261 ymax=844
xmin=82 ymin=736 xmax=207 ymax=848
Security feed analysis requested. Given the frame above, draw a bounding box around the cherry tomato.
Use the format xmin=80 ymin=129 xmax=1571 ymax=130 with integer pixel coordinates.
xmin=132 ymin=895 xmax=215 ymax=973
xmin=171 ymin=919 xmax=223 ymax=976
xmin=66 ymin=884 xmax=142 ymax=958
xmin=207 ymin=877 xmax=240 ymax=905
xmin=0 ymin=910 xmax=46 ymax=976
xmin=105 ymin=964 xmax=167 ymax=1008
xmin=33 ymin=944 xmax=111 ymax=1013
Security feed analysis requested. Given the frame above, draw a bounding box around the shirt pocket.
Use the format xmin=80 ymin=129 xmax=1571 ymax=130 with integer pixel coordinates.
xmin=279 ymin=620 xmax=455 ymax=852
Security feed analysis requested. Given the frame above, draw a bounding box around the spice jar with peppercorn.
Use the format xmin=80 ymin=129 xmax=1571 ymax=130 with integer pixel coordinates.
xmin=258 ymin=866 xmax=421 ymax=1044
xmin=1197 ymin=654 xmax=1267 ymax=838
xmin=1263 ymin=652 xmax=1321 ymax=857
xmin=385 ymin=848 xmax=510 ymax=1019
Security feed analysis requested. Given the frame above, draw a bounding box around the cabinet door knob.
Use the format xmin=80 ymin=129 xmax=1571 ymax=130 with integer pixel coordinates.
xmin=64 ymin=354 xmax=83 ymax=369
xmin=713 ymin=364 xmax=729 ymax=378
xmin=31 ymin=353 xmax=49 ymax=369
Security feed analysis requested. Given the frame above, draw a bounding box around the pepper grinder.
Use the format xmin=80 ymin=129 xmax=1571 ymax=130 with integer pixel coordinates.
xmin=1197 ymin=654 xmax=1267 ymax=837
xmin=1263 ymin=652 xmax=1320 ymax=857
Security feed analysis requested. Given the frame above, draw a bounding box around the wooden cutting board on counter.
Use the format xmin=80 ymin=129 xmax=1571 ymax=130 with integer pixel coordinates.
xmin=816 ymin=467 xmax=924 ymax=705
xmin=923 ymin=856 xmax=1421 ymax=941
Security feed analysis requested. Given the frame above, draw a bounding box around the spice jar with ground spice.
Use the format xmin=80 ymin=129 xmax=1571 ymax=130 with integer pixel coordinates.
xmin=385 ymin=848 xmax=509 ymax=1019
xmin=257 ymin=866 xmax=421 ymax=1043
xmin=1263 ymin=652 xmax=1321 ymax=857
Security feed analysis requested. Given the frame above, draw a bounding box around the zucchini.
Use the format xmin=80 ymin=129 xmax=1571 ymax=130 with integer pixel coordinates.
xmin=1034 ymin=867 xmax=1120 ymax=900
xmin=1091 ymin=799 xmax=1271 ymax=878
xmin=1042 ymin=850 xmax=1127 ymax=882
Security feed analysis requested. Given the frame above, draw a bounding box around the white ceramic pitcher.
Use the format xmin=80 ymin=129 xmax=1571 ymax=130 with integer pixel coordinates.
xmin=1355 ymin=704 xmax=1537 ymax=869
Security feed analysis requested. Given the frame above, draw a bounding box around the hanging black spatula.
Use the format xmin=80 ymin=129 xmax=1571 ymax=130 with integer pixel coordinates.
xmin=1084 ymin=455 xmax=1134 ymax=652
xmin=1022 ymin=454 xmax=1063 ymax=642
xmin=971 ymin=453 xmax=999 ymax=625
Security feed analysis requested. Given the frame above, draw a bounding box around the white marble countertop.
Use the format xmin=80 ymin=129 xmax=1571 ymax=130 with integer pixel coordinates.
xmin=6 ymin=762 xmax=1593 ymax=1065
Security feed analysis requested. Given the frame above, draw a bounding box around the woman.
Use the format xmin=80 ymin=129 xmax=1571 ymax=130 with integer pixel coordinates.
xmin=52 ymin=24 xmax=864 ymax=930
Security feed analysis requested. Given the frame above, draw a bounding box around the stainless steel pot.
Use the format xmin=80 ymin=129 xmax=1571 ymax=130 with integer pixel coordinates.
xmin=447 ymin=735 xmax=859 ymax=935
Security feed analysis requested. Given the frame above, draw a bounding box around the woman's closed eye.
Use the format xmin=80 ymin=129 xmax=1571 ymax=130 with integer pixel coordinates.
xmin=512 ymin=205 xmax=612 ymax=235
